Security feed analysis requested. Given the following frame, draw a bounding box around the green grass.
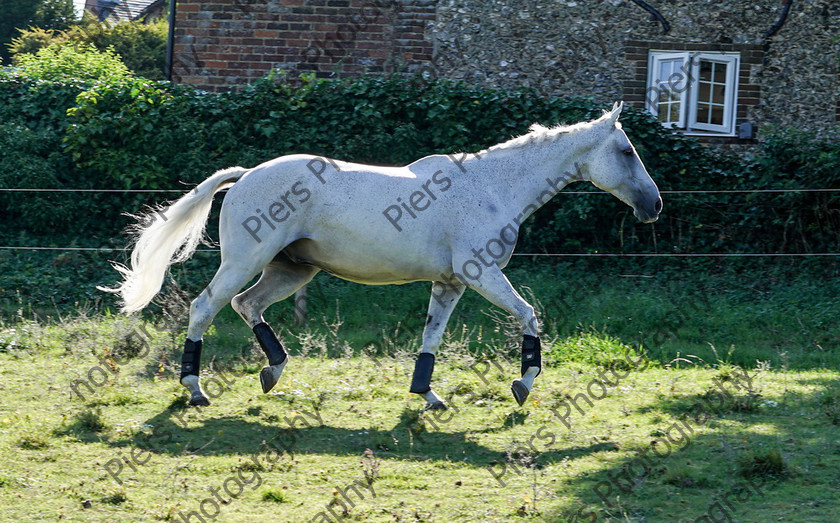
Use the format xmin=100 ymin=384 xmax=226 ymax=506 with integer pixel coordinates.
xmin=4 ymin=254 xmax=838 ymax=370
xmin=1 ymin=259 xmax=839 ymax=520
xmin=0 ymin=309 xmax=839 ymax=521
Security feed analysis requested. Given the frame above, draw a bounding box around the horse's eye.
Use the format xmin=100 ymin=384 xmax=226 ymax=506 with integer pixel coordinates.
xmin=621 ymin=148 xmax=634 ymax=156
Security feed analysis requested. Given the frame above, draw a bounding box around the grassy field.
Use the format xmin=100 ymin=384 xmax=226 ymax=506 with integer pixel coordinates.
xmin=1 ymin=258 xmax=839 ymax=521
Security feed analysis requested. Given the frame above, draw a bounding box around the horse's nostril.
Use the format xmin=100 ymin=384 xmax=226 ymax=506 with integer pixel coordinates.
xmin=654 ymin=197 xmax=663 ymax=214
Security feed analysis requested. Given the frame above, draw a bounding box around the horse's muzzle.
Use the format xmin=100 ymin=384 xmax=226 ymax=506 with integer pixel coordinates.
xmin=634 ymin=195 xmax=663 ymax=223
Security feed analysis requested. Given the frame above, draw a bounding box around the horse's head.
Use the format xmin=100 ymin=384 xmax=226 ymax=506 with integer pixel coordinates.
xmin=580 ymin=102 xmax=662 ymax=223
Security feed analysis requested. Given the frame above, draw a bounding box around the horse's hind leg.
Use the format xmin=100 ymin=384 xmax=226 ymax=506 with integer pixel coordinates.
xmin=182 ymin=260 xmax=263 ymax=406
xmin=231 ymin=257 xmax=320 ymax=393
xmin=411 ymin=281 xmax=466 ymax=410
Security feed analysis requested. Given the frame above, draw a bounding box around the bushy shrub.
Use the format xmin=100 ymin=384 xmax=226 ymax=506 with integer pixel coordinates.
xmin=14 ymin=42 xmax=131 ymax=83
xmin=0 ymin=123 xmax=81 ymax=233
xmin=60 ymin=17 xmax=168 ymax=80
xmin=62 ymin=73 xmax=608 ymax=189
xmin=0 ymin=70 xmax=90 ymax=234
xmin=6 ymin=27 xmax=58 ymax=57
xmin=0 ymin=68 xmax=83 ymax=129
xmin=9 ymin=17 xmax=167 ymax=79
xmin=0 ymin=0 xmax=76 ymax=64
xmin=739 ymin=126 xmax=840 ymax=252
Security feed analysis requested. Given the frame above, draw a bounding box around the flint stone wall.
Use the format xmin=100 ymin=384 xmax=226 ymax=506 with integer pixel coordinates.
xmin=430 ymin=0 xmax=839 ymax=136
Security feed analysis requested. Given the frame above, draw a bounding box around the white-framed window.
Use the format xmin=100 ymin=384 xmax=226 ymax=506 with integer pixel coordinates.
xmin=646 ymin=51 xmax=740 ymax=136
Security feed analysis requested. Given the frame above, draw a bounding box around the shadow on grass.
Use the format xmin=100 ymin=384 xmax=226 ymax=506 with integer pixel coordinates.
xmin=66 ymin=366 xmax=839 ymax=522
xmin=542 ymin=379 xmax=840 ymax=521
xmin=94 ymin=401 xmax=625 ymax=474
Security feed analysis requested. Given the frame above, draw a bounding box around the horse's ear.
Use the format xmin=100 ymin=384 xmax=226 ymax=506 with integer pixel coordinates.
xmin=609 ymin=101 xmax=624 ymax=125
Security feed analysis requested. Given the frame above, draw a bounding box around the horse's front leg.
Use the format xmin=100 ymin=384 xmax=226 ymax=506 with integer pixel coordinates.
xmin=410 ymin=281 xmax=466 ymax=410
xmin=515 ymin=336 xmax=541 ymax=406
xmin=463 ymin=264 xmax=541 ymax=406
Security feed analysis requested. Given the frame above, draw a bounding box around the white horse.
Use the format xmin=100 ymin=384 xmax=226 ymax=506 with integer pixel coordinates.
xmin=105 ymin=102 xmax=661 ymax=410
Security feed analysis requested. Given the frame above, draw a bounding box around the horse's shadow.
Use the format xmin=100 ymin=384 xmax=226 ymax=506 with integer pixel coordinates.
xmin=102 ymin=404 xmax=611 ymax=471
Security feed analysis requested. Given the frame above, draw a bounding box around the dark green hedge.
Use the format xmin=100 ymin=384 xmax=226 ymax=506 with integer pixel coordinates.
xmin=1 ymin=71 xmax=838 ymax=254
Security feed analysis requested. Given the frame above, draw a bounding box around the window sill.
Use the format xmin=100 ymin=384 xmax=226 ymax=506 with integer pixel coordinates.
xmin=679 ymin=130 xmax=737 ymax=138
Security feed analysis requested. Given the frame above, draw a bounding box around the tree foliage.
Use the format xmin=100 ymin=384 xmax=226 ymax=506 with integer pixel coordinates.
xmin=14 ymin=42 xmax=131 ymax=82
xmin=32 ymin=0 xmax=77 ymax=32
xmin=8 ymin=14 xmax=168 ymax=79
xmin=0 ymin=0 xmax=75 ymax=63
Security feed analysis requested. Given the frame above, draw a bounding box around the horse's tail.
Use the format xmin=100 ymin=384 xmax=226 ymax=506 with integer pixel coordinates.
xmin=100 ymin=167 xmax=248 ymax=314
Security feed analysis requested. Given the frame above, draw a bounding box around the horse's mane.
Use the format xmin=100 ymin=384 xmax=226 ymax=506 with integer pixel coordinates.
xmin=481 ymin=113 xmax=609 ymax=155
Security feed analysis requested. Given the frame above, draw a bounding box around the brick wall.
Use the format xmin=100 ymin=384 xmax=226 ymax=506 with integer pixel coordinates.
xmin=172 ymin=0 xmax=434 ymax=91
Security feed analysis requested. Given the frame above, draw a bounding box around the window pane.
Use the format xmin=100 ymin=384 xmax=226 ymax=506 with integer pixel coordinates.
xmin=668 ymin=88 xmax=681 ymax=102
xmin=669 ymin=102 xmax=681 ymax=123
xmin=696 ymin=103 xmax=710 ymax=124
xmin=712 ymin=83 xmax=726 ymax=105
xmin=668 ymin=70 xmax=687 ymax=92
xmin=698 ymin=81 xmax=711 ymax=103
xmin=686 ymin=54 xmax=739 ymax=133
xmin=714 ymin=62 xmax=727 ymax=83
xmin=659 ymin=61 xmax=672 ymax=82
xmin=699 ymin=61 xmax=712 ymax=82
xmin=710 ymin=105 xmax=724 ymax=125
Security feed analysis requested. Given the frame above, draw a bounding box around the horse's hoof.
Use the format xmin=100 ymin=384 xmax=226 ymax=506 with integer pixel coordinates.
xmin=189 ymin=392 xmax=210 ymax=407
xmin=260 ymin=366 xmax=279 ymax=393
xmin=511 ymin=379 xmax=530 ymax=407
xmin=425 ymin=401 xmax=447 ymax=411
